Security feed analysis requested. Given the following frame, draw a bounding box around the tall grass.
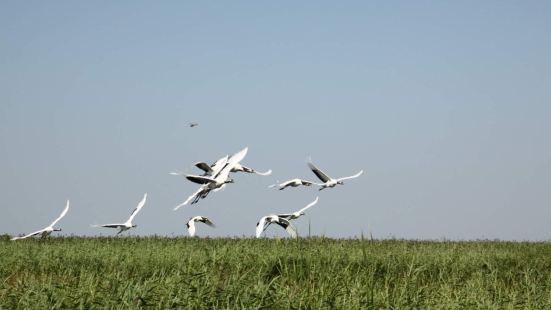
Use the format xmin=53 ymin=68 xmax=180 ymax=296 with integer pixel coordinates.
xmin=1 ymin=236 xmax=550 ymax=309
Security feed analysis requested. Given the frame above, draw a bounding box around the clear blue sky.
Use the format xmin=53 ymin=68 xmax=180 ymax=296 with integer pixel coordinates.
xmin=1 ymin=1 xmax=550 ymax=240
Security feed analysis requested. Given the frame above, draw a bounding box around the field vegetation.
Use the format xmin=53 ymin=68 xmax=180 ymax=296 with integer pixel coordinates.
xmin=1 ymin=235 xmax=550 ymax=309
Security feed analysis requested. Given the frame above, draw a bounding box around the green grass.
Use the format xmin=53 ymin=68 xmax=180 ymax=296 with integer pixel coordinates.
xmin=1 ymin=235 xmax=551 ymax=309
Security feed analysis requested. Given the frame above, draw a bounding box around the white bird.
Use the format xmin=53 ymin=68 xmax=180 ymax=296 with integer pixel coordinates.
xmin=92 ymin=193 xmax=147 ymax=235
xmin=256 ymin=215 xmax=297 ymax=239
xmin=11 ymin=200 xmax=70 ymax=240
xmin=186 ymin=216 xmax=215 ymax=237
xmin=308 ymin=160 xmax=363 ymax=190
xmin=174 ymin=147 xmax=248 ymax=209
xmin=277 ymin=197 xmax=319 ymax=220
xmin=268 ymin=178 xmax=319 ymax=190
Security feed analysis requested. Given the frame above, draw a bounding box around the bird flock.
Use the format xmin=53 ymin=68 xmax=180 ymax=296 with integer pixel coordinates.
xmin=10 ymin=146 xmax=362 ymax=240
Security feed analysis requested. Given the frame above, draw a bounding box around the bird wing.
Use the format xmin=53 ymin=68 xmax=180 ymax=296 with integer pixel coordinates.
xmin=256 ymin=216 xmax=270 ymax=238
xmin=278 ymin=179 xmax=295 ymax=187
xmin=337 ymin=170 xmax=364 ymax=182
xmin=277 ymin=213 xmax=293 ymax=219
xmin=215 ymin=147 xmax=248 ymax=181
xmin=174 ymin=186 xmax=206 ymax=210
xmin=210 ymin=156 xmax=229 ymax=176
xmin=186 ymin=175 xmax=217 ymax=185
xmin=49 ymin=200 xmax=70 ymax=227
xmin=126 ymin=193 xmax=147 ymax=223
xmin=11 ymin=228 xmax=46 ymax=240
xmin=200 ymin=216 xmax=215 ymax=227
xmin=297 ymin=196 xmax=319 ymax=214
xmin=274 ymin=218 xmax=297 ymax=238
xmin=194 ymin=162 xmax=213 ymax=174
xmin=92 ymin=224 xmax=123 ymax=228
xmin=308 ymin=161 xmax=332 ymax=183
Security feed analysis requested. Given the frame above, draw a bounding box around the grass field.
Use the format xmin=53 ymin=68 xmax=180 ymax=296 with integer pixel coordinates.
xmin=1 ymin=236 xmax=550 ymax=309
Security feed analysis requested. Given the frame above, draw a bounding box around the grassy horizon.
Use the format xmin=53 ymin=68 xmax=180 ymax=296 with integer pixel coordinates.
xmin=1 ymin=237 xmax=550 ymax=309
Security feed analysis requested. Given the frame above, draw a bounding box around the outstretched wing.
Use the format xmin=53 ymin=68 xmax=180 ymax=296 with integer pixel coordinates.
xmin=11 ymin=229 xmax=46 ymax=240
xmin=49 ymin=200 xmax=70 ymax=227
xmin=337 ymin=170 xmax=364 ymax=182
xmin=215 ymin=147 xmax=248 ymax=181
xmin=297 ymin=196 xmax=319 ymax=214
xmin=255 ymin=216 xmax=269 ymax=238
xmin=174 ymin=186 xmax=206 ymax=210
xmin=274 ymin=218 xmax=297 ymax=239
xmin=186 ymin=175 xmax=217 ymax=185
xmin=92 ymin=224 xmax=123 ymax=229
xmin=200 ymin=216 xmax=215 ymax=227
xmin=210 ymin=156 xmax=229 ymax=176
xmin=194 ymin=162 xmax=213 ymax=175
xmin=308 ymin=161 xmax=332 ymax=183
xmin=127 ymin=193 xmax=147 ymax=223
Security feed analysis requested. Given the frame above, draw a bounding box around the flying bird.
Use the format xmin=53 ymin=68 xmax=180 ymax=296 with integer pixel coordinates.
xmin=189 ymin=122 xmax=199 ymax=128
xmin=268 ymin=178 xmax=318 ymax=190
xmin=308 ymin=160 xmax=363 ymax=190
xmin=256 ymin=215 xmax=297 ymax=239
xmin=174 ymin=147 xmax=248 ymax=209
xmin=92 ymin=193 xmax=147 ymax=235
xmin=11 ymin=200 xmax=70 ymax=240
xmin=277 ymin=197 xmax=319 ymax=221
xmin=186 ymin=216 xmax=215 ymax=237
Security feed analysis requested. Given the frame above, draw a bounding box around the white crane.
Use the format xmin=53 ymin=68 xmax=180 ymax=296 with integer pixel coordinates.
xmin=268 ymin=178 xmax=319 ymax=190
xmin=308 ymin=160 xmax=363 ymax=190
xmin=11 ymin=200 xmax=70 ymax=240
xmin=186 ymin=216 xmax=215 ymax=237
xmin=277 ymin=197 xmax=319 ymax=221
xmin=256 ymin=215 xmax=297 ymax=239
xmin=174 ymin=147 xmax=248 ymax=210
xmin=92 ymin=193 xmax=147 ymax=235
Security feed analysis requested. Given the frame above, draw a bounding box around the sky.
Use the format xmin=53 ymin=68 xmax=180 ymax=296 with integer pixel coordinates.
xmin=1 ymin=1 xmax=550 ymax=240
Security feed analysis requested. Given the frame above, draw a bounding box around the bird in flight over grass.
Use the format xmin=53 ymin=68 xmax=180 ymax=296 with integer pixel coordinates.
xmin=256 ymin=215 xmax=297 ymax=239
xmin=186 ymin=216 xmax=215 ymax=237
xmin=174 ymin=147 xmax=248 ymax=209
xmin=277 ymin=196 xmax=319 ymax=221
xmin=308 ymin=160 xmax=363 ymax=190
xmin=92 ymin=193 xmax=147 ymax=235
xmin=268 ymin=178 xmax=319 ymax=190
xmin=11 ymin=200 xmax=70 ymax=240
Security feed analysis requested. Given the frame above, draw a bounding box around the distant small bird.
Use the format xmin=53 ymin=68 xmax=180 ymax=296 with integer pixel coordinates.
xmin=277 ymin=197 xmax=319 ymax=221
xmin=186 ymin=216 xmax=215 ymax=237
xmin=308 ymin=160 xmax=363 ymax=190
xmin=92 ymin=193 xmax=147 ymax=235
xmin=268 ymin=178 xmax=318 ymax=190
xmin=189 ymin=122 xmax=199 ymax=128
xmin=11 ymin=200 xmax=70 ymax=240
xmin=256 ymin=215 xmax=297 ymax=239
